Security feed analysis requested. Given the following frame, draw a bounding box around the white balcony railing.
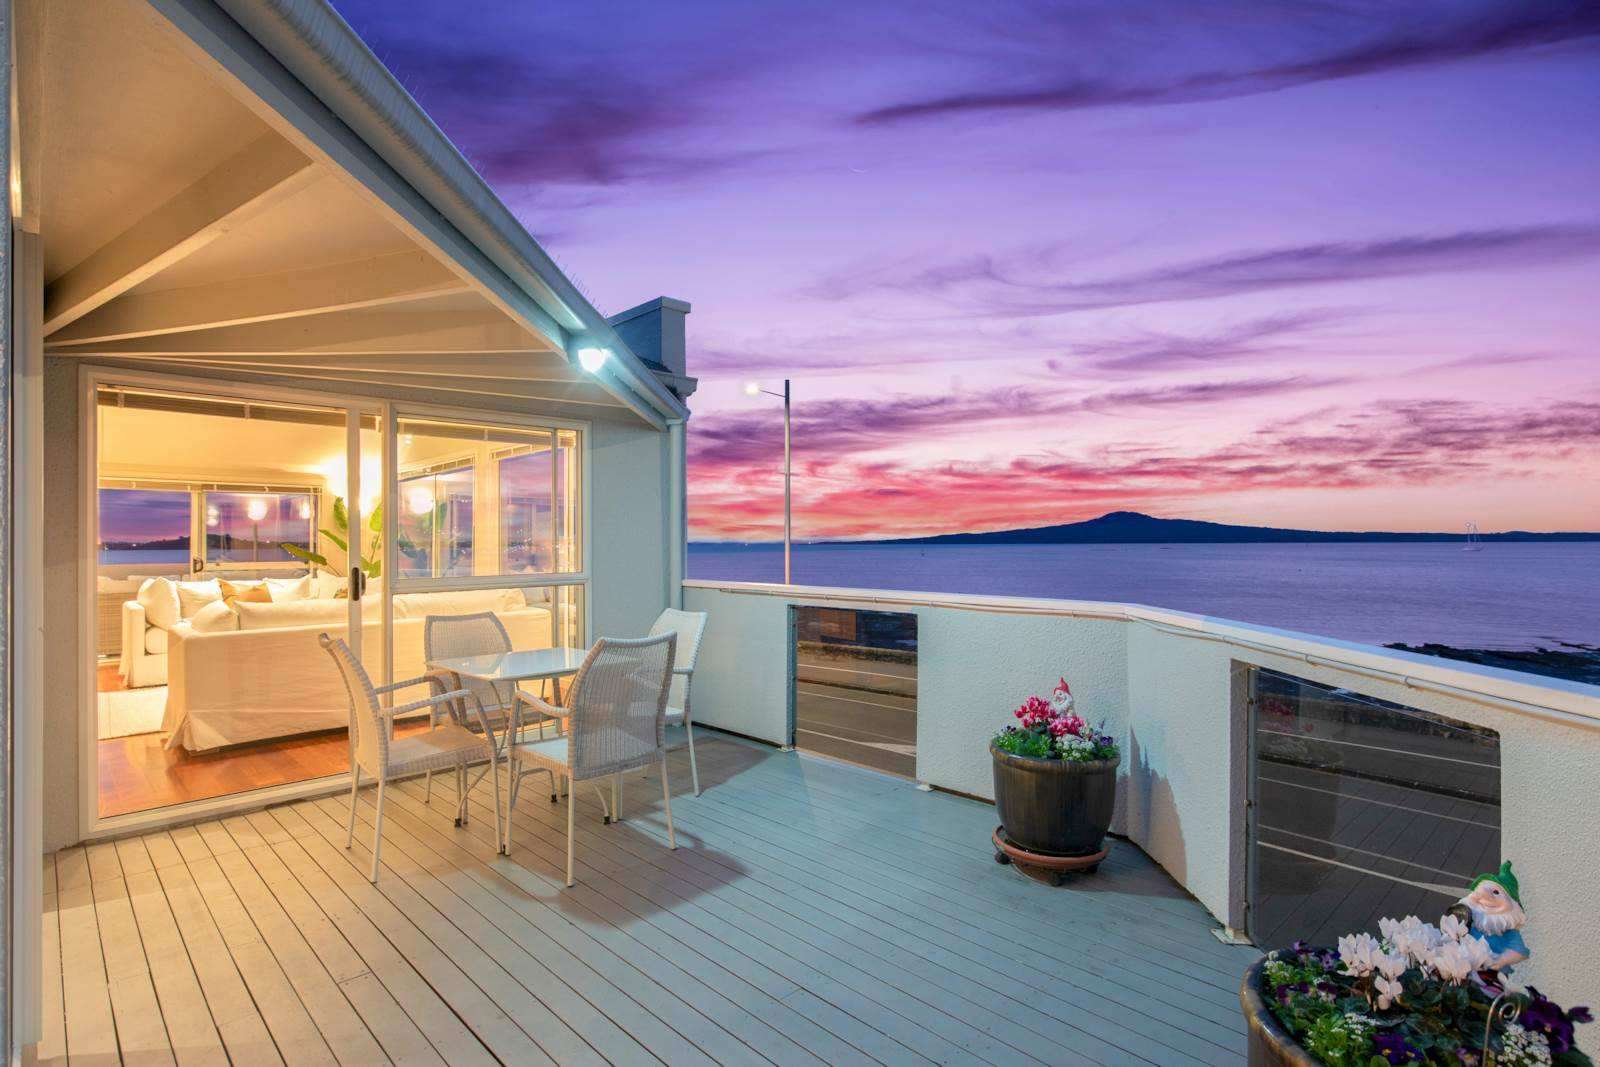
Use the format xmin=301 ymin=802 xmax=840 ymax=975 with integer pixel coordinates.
xmin=682 ymin=578 xmax=1600 ymax=1009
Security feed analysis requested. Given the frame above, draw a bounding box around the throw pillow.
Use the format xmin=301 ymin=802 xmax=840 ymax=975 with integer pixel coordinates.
xmin=189 ymin=600 xmax=241 ymax=633
xmin=265 ymin=574 xmax=313 ymax=602
xmin=135 ymin=577 xmax=181 ymax=631
xmin=175 ymin=578 xmax=223 ymax=618
xmin=219 ymin=579 xmax=272 ymax=608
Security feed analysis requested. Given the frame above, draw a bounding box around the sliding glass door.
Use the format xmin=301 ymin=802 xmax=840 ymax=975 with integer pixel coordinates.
xmin=90 ymin=380 xmax=380 ymax=823
xmin=87 ymin=377 xmax=589 ymax=833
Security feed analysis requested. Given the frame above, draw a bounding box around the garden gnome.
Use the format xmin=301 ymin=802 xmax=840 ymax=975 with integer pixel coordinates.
xmin=1455 ymin=861 xmax=1530 ymax=975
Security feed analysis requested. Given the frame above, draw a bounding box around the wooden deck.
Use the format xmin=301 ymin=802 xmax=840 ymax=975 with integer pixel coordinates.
xmin=41 ymin=734 xmax=1260 ymax=1066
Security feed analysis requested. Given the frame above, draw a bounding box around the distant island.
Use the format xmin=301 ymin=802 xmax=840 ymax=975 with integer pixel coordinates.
xmin=870 ymin=511 xmax=1600 ymax=546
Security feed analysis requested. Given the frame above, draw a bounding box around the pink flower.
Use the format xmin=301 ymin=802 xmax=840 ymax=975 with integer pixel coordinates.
xmin=1015 ymin=695 xmax=1052 ymax=729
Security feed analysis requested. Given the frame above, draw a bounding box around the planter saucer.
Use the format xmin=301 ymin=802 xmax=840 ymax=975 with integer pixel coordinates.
xmin=992 ymin=826 xmax=1108 ymax=886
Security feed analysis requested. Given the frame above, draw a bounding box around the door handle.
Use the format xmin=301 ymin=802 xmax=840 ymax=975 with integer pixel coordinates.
xmin=350 ymin=566 xmax=366 ymax=600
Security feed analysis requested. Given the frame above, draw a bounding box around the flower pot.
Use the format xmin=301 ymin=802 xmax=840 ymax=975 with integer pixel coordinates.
xmin=989 ymin=743 xmax=1118 ymax=856
xmin=1239 ymin=958 xmax=1320 ymax=1067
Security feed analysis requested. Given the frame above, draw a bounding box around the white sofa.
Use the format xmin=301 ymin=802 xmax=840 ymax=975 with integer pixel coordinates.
xmin=118 ymin=576 xmax=557 ymax=752
xmin=120 ymin=573 xmax=338 ymax=688
xmin=161 ymin=587 xmax=555 ymax=752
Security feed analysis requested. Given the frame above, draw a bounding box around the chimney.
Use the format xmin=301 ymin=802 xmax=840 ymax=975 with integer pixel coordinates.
xmin=607 ymin=296 xmax=697 ymax=401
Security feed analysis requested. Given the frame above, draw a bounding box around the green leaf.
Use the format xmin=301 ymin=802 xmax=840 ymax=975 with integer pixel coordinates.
xmin=332 ymin=496 xmax=349 ymax=533
xmin=278 ymin=543 xmax=328 ymax=568
xmin=368 ymin=502 xmax=383 ymax=533
xmin=318 ymin=528 xmax=349 ymax=553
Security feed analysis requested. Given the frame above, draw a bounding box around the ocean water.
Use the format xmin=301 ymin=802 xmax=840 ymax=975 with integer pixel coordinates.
xmin=688 ymin=541 xmax=1600 ymax=651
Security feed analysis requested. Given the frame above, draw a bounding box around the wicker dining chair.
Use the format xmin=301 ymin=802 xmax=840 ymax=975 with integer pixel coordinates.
xmin=506 ymin=633 xmax=678 ymax=886
xmin=320 ymin=633 xmax=504 ymax=881
xmin=423 ymin=611 xmax=560 ymax=807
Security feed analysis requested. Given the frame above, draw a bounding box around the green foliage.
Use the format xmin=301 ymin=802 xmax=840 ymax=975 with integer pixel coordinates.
xmin=991 ymin=729 xmax=1055 ymax=758
xmin=1258 ymin=945 xmax=1595 ymax=1067
xmin=1302 ymin=1011 xmax=1375 ymax=1066
xmin=278 ymin=496 xmax=384 ymax=577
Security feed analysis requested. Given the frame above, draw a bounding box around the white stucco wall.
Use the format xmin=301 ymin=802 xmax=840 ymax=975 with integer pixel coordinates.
xmin=683 ymin=579 xmax=1600 ymax=1009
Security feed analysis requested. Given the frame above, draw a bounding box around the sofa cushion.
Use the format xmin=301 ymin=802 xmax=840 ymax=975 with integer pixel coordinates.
xmin=190 ymin=601 xmax=241 ymax=633
xmin=136 ymin=577 xmax=182 ymax=631
xmin=392 ymin=588 xmax=528 ymax=619
xmin=310 ymin=571 xmax=347 ymax=600
xmin=233 ymin=598 xmax=350 ymax=631
xmin=219 ymin=578 xmax=272 ymax=608
xmin=177 ymin=579 xmax=223 ymax=618
xmin=266 ymin=574 xmax=314 ymax=602
xmin=144 ymin=627 xmax=169 ymax=654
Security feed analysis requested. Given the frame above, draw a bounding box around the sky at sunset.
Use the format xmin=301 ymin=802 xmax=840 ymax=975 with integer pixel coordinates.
xmin=332 ymin=0 xmax=1600 ymax=542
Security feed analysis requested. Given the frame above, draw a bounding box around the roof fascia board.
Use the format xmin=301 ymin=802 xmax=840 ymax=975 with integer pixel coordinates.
xmin=197 ymin=0 xmax=689 ymax=425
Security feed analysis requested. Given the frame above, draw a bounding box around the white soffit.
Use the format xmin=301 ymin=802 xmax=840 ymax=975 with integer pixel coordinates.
xmin=35 ymin=0 xmax=649 ymax=417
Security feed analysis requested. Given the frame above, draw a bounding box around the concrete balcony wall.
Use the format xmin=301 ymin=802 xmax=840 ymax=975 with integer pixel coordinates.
xmin=682 ymin=578 xmax=1600 ymax=1009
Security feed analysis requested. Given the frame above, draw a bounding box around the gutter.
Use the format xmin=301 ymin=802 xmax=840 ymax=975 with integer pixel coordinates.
xmin=208 ymin=0 xmax=690 ymax=426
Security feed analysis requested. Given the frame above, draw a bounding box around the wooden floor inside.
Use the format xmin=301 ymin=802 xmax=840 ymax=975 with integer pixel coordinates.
xmin=42 ymin=735 xmax=1259 ymax=1066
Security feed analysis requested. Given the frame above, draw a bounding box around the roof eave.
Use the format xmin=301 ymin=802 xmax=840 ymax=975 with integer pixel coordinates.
xmin=193 ymin=0 xmax=689 ymax=425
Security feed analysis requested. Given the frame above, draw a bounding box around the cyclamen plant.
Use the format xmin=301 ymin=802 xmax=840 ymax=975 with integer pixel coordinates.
xmin=1260 ymin=914 xmax=1592 ymax=1066
xmin=992 ymin=678 xmax=1118 ymax=761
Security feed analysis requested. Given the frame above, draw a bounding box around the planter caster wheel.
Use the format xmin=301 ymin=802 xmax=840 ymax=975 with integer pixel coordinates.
xmin=994 ymin=851 xmax=1011 ymax=865
xmin=603 ymin=815 xmax=611 ymax=825
xmin=1048 ymin=872 xmax=1066 ymax=887
xmin=454 ymin=817 xmax=462 ymax=827
xmin=550 ymin=793 xmax=558 ymax=803
xmin=1084 ymin=864 xmax=1100 ymax=874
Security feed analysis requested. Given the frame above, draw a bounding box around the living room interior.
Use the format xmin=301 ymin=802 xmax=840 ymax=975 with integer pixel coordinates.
xmin=94 ymin=382 xmax=585 ymax=818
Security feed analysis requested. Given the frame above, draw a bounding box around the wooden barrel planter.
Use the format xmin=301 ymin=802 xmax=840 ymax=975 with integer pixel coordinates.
xmin=1239 ymin=958 xmax=1321 ymax=1067
xmin=990 ymin=743 xmax=1118 ymax=883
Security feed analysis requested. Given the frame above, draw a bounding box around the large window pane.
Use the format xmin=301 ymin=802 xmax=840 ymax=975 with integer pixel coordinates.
xmin=98 ymin=488 xmax=191 ymax=566
xmin=398 ymin=417 xmax=581 ymax=580
xmin=397 ymin=466 xmax=475 ymax=578
xmin=205 ymin=491 xmax=316 ymax=565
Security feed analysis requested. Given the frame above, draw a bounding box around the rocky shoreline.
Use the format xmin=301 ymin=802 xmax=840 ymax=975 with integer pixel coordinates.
xmin=1386 ymin=642 xmax=1600 ymax=686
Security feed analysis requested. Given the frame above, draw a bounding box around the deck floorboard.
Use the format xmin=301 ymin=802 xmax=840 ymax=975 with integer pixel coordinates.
xmin=49 ymin=734 xmax=1259 ymax=1066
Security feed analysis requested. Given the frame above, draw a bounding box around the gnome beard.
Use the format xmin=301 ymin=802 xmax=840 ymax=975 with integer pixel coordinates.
xmin=1462 ymin=897 xmax=1524 ymax=937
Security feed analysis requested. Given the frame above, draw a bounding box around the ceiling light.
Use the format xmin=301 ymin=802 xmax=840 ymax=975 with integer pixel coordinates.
xmin=577 ymin=346 xmax=609 ymax=373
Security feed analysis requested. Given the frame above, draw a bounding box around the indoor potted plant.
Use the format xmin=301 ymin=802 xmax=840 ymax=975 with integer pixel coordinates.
xmin=1242 ymin=866 xmax=1592 ymax=1066
xmin=990 ymin=677 xmax=1119 ymax=872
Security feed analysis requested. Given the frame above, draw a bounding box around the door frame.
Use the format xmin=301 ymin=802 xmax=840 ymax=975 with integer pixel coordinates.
xmin=77 ymin=365 xmax=383 ymax=841
xmin=75 ymin=365 xmax=596 ymax=840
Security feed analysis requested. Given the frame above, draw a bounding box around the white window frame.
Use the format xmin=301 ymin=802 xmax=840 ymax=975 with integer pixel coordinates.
xmin=77 ymin=368 xmax=594 ymax=839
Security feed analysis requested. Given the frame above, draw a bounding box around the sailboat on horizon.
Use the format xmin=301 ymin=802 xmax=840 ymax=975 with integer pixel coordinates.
xmin=1464 ymin=521 xmax=1484 ymax=553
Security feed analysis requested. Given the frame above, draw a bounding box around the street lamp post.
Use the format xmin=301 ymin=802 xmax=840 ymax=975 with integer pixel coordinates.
xmin=745 ymin=379 xmax=793 ymax=583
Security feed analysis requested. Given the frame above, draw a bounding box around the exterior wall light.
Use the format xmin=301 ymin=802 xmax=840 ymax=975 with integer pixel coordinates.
xmin=577 ymin=346 xmax=609 ymax=373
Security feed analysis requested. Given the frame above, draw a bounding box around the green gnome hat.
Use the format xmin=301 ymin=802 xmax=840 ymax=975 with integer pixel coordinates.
xmin=1469 ymin=860 xmax=1522 ymax=906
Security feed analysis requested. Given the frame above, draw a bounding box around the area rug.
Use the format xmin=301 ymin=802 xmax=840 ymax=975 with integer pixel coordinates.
xmin=98 ymin=686 xmax=167 ymax=740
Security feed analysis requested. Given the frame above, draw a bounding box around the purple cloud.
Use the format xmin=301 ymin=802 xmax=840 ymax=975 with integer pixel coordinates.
xmin=1055 ymin=310 xmax=1348 ymax=374
xmin=690 ymin=375 xmax=1342 ymax=468
xmin=817 ymin=225 xmax=1600 ymax=317
xmin=858 ymin=1 xmax=1600 ymax=125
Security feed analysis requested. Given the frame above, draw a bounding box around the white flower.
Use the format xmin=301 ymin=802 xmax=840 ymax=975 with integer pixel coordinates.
xmin=1430 ymin=940 xmax=1476 ymax=984
xmin=1439 ymin=913 xmax=1470 ymax=941
xmin=1382 ymin=915 xmax=1443 ymax=967
xmin=1460 ymin=934 xmax=1495 ymax=972
xmin=1500 ymin=1023 xmax=1553 ymax=1067
xmin=1374 ymin=975 xmax=1404 ymax=1010
xmin=1337 ymin=932 xmax=1382 ymax=978
xmin=1375 ymin=951 xmax=1408 ymax=981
